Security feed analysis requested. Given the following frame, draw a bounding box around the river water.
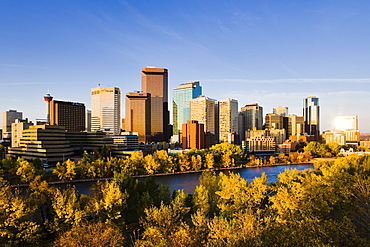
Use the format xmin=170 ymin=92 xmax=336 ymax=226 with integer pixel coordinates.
xmin=61 ymin=164 xmax=314 ymax=195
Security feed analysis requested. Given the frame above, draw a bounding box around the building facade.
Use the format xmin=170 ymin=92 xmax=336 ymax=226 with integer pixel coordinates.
xmin=239 ymin=103 xmax=263 ymax=141
xmin=190 ymin=96 xmax=216 ymax=136
xmin=303 ymin=96 xmax=320 ymax=140
xmin=2 ymin=109 xmax=22 ymax=139
xmin=172 ymin=81 xmax=202 ymax=136
xmin=141 ymin=68 xmax=170 ymax=142
xmin=273 ymin=106 xmax=288 ymax=116
xmin=286 ymin=114 xmax=305 ymax=139
xmin=334 ymin=115 xmax=358 ymax=131
xmin=218 ymin=98 xmax=238 ymax=143
xmin=125 ymin=92 xmax=151 ymax=143
xmin=91 ymin=86 xmax=121 ymax=135
xmin=182 ymin=120 xmax=205 ymax=150
xmin=50 ymin=100 xmax=85 ymax=132
xmin=11 ymin=119 xmax=34 ymax=147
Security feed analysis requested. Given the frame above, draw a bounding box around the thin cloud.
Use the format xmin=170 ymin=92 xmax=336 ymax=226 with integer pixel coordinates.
xmin=0 ymin=64 xmax=49 ymax=69
xmin=201 ymin=78 xmax=370 ymax=84
xmin=0 ymin=82 xmax=58 ymax=86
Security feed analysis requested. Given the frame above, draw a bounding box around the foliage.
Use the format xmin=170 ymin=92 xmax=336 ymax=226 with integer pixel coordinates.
xmin=54 ymin=221 xmax=124 ymax=247
xmin=16 ymin=158 xmax=36 ymax=183
xmin=53 ymin=159 xmax=76 ymax=181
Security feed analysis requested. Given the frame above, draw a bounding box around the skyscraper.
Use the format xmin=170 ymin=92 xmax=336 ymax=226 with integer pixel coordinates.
xmin=141 ymin=68 xmax=169 ymax=142
xmin=49 ymin=100 xmax=86 ymax=132
xmin=273 ymin=106 xmax=288 ymax=117
xmin=125 ymin=92 xmax=151 ymax=143
xmin=190 ymin=96 xmax=216 ymax=135
xmin=238 ymin=103 xmax=263 ymax=141
xmin=303 ymin=96 xmax=320 ymax=140
xmin=91 ymin=86 xmax=121 ymax=135
xmin=2 ymin=109 xmax=22 ymax=139
xmin=172 ymin=81 xmax=202 ymax=136
xmin=218 ymin=98 xmax=238 ymax=143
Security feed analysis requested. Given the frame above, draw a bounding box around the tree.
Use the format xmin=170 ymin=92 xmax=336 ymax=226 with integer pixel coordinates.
xmin=53 ymin=159 xmax=76 ymax=181
xmin=154 ymin=150 xmax=175 ymax=173
xmin=90 ymin=180 xmax=128 ymax=226
xmin=177 ymin=153 xmax=191 ymax=172
xmin=205 ymin=153 xmax=215 ymax=169
xmin=191 ymin=155 xmax=202 ymax=171
xmin=51 ymin=186 xmax=87 ymax=232
xmin=144 ymin=154 xmax=160 ymax=174
xmin=54 ymin=221 xmax=124 ymax=247
xmin=16 ymin=158 xmax=36 ymax=183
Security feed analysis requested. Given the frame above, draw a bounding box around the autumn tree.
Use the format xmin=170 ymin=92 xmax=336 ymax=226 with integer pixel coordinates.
xmin=16 ymin=158 xmax=36 ymax=183
xmin=54 ymin=221 xmax=124 ymax=247
xmin=53 ymin=159 xmax=76 ymax=181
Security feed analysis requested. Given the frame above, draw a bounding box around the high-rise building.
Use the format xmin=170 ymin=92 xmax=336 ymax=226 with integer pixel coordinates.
xmin=245 ymin=129 xmax=276 ymax=153
xmin=2 ymin=109 xmax=23 ymax=139
xmin=190 ymin=96 xmax=216 ymax=135
xmin=91 ymin=86 xmax=121 ymax=135
xmin=11 ymin=118 xmax=34 ymax=147
xmin=334 ymin=115 xmax=358 ymax=131
xmin=265 ymin=114 xmax=284 ymax=130
xmin=182 ymin=120 xmax=205 ymax=150
xmin=238 ymin=103 xmax=263 ymax=141
xmin=141 ymin=68 xmax=169 ymax=142
xmin=273 ymin=106 xmax=288 ymax=116
xmin=303 ymin=96 xmax=320 ymax=140
xmin=49 ymin=100 xmax=85 ymax=132
xmin=286 ymin=114 xmax=305 ymax=139
xmin=172 ymin=81 xmax=202 ymax=136
xmin=125 ymin=92 xmax=151 ymax=143
xmin=86 ymin=110 xmax=91 ymax=131
xmin=218 ymin=98 xmax=238 ymax=143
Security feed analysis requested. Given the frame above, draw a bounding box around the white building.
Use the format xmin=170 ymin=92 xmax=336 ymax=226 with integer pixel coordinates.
xmin=11 ymin=119 xmax=34 ymax=147
xmin=190 ymin=96 xmax=216 ymax=135
xmin=91 ymin=87 xmax=121 ymax=135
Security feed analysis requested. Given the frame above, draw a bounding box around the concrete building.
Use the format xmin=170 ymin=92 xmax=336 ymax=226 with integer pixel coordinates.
xmin=49 ymin=100 xmax=86 ymax=132
xmin=141 ymin=67 xmax=170 ymax=142
xmin=190 ymin=96 xmax=216 ymax=136
xmin=8 ymin=125 xmax=74 ymax=163
xmin=273 ymin=106 xmax=288 ymax=117
xmin=303 ymin=96 xmax=320 ymax=140
xmin=11 ymin=119 xmax=34 ymax=147
xmin=182 ymin=120 xmax=205 ymax=150
xmin=2 ymin=109 xmax=22 ymax=139
xmin=239 ymin=103 xmax=263 ymax=141
xmin=245 ymin=128 xmax=276 ymax=153
xmin=91 ymin=86 xmax=121 ymax=135
xmin=218 ymin=98 xmax=238 ymax=143
xmin=322 ymin=130 xmax=346 ymax=145
xmin=113 ymin=132 xmax=139 ymax=150
xmin=172 ymin=81 xmax=202 ymax=137
xmin=125 ymin=92 xmax=151 ymax=143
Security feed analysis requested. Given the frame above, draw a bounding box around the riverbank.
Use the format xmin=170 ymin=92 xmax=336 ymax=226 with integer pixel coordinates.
xmin=11 ymin=161 xmax=315 ymax=188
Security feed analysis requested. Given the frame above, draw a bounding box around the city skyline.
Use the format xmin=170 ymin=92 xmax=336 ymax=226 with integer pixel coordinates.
xmin=1 ymin=1 xmax=370 ymax=132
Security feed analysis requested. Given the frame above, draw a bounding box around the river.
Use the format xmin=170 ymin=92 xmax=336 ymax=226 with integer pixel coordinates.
xmin=58 ymin=163 xmax=314 ymax=195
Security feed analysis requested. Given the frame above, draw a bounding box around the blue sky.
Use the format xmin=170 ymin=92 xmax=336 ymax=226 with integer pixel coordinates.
xmin=1 ymin=0 xmax=370 ymax=132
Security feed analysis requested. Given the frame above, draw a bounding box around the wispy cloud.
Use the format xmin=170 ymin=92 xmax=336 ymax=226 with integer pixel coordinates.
xmin=0 ymin=82 xmax=57 ymax=86
xmin=0 ymin=64 xmax=49 ymax=69
xmin=201 ymin=78 xmax=370 ymax=84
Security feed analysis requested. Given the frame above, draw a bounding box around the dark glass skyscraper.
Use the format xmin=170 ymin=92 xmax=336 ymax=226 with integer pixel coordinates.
xmin=303 ymin=96 xmax=320 ymax=140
